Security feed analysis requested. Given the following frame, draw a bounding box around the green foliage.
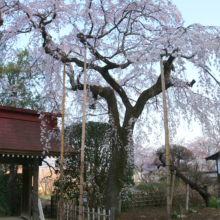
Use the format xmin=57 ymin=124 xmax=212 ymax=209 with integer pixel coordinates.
xmin=0 ymin=174 xmax=22 ymax=215
xmin=0 ymin=49 xmax=44 ymax=110
xmin=54 ymin=121 xmax=134 ymax=207
xmin=171 ymin=211 xmax=180 ymax=218
xmin=188 ymin=208 xmax=193 ymax=213
xmin=208 ymin=197 xmax=220 ymax=208
xmin=135 ymin=179 xmax=167 ymax=195
xmin=54 ymin=122 xmax=111 ymax=207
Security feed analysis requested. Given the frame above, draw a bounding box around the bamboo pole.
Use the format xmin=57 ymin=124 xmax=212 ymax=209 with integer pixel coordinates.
xmin=79 ymin=47 xmax=87 ymax=220
xmin=186 ymin=184 xmax=189 ymax=211
xmin=170 ymin=170 xmax=176 ymax=206
xmin=60 ymin=63 xmax=66 ymax=220
xmin=160 ymin=57 xmax=171 ymax=220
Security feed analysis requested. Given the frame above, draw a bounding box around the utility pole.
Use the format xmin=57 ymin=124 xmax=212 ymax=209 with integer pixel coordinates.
xmin=160 ymin=57 xmax=171 ymax=220
xmin=60 ymin=63 xmax=66 ymax=220
xmin=79 ymin=47 xmax=87 ymax=220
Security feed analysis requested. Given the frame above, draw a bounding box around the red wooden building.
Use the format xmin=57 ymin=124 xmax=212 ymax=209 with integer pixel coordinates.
xmin=0 ymin=106 xmax=78 ymax=220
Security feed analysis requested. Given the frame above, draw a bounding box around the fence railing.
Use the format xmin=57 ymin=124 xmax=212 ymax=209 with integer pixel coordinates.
xmin=121 ymin=191 xmax=166 ymax=211
xmin=54 ymin=201 xmax=114 ymax=220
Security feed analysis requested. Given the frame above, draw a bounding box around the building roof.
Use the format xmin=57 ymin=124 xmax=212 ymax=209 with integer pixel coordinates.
xmin=0 ymin=106 xmax=78 ymax=157
xmin=205 ymin=151 xmax=220 ymax=160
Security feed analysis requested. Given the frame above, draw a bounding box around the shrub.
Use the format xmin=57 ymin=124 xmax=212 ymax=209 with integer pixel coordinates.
xmin=171 ymin=211 xmax=180 ymax=218
xmin=0 ymin=174 xmax=22 ymax=215
xmin=208 ymin=197 xmax=220 ymax=208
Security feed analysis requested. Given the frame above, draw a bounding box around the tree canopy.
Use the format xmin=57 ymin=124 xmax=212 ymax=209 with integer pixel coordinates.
xmin=1 ymin=0 xmax=220 ymax=214
xmin=0 ymin=49 xmax=43 ymax=109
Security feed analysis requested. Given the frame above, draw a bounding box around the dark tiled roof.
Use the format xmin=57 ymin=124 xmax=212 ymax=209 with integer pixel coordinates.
xmin=205 ymin=151 xmax=220 ymax=160
xmin=0 ymin=106 xmax=78 ymax=157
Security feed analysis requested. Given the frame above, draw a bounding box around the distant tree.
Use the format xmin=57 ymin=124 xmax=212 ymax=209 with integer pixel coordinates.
xmin=157 ymin=144 xmax=194 ymax=169
xmin=0 ymin=49 xmax=44 ymax=110
xmin=188 ymin=137 xmax=217 ymax=171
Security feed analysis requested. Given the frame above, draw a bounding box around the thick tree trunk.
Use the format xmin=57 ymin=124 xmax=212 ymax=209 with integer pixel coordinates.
xmin=105 ymin=142 xmax=127 ymax=216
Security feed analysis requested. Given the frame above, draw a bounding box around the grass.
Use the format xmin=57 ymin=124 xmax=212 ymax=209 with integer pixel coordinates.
xmin=208 ymin=197 xmax=220 ymax=208
xmin=171 ymin=211 xmax=180 ymax=218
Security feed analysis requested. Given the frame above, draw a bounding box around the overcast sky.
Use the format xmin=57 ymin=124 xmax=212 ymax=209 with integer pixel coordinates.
xmin=173 ymin=0 xmax=220 ymax=26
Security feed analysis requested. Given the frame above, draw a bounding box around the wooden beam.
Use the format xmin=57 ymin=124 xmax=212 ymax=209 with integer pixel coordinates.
xmin=0 ymin=155 xmax=43 ymax=165
xmin=33 ymin=158 xmax=39 ymax=220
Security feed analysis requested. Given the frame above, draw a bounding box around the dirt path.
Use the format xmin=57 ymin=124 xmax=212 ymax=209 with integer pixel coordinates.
xmin=119 ymin=206 xmax=220 ymax=220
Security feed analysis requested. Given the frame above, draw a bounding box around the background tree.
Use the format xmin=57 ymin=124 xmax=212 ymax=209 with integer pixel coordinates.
xmin=1 ymin=0 xmax=220 ymax=214
xmin=0 ymin=49 xmax=44 ymax=109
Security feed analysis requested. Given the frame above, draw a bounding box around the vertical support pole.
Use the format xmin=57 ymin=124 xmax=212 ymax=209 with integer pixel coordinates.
xmin=88 ymin=207 xmax=90 ymax=220
xmin=110 ymin=207 xmax=115 ymax=220
xmin=160 ymin=57 xmax=171 ymax=220
xmin=60 ymin=63 xmax=66 ymax=220
xmin=170 ymin=170 xmax=176 ymax=206
xmin=97 ymin=207 xmax=100 ymax=220
xmin=186 ymin=184 xmax=189 ymax=211
xmin=79 ymin=47 xmax=87 ymax=220
xmin=33 ymin=158 xmax=39 ymax=220
xmin=21 ymin=165 xmax=32 ymax=220
xmin=92 ymin=208 xmax=95 ymax=220
xmin=217 ymin=158 xmax=220 ymax=186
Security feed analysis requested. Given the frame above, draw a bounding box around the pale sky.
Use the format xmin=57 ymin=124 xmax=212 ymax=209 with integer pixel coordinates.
xmin=173 ymin=0 xmax=220 ymax=26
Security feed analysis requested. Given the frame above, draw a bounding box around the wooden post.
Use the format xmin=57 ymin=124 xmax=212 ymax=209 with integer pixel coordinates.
xmin=186 ymin=184 xmax=189 ymax=211
xmin=60 ymin=63 xmax=66 ymax=220
xmin=160 ymin=57 xmax=171 ymax=220
xmin=79 ymin=47 xmax=87 ymax=220
xmin=170 ymin=170 xmax=176 ymax=206
xmin=216 ymin=158 xmax=220 ymax=186
xmin=21 ymin=165 xmax=32 ymax=220
xmin=33 ymin=158 xmax=39 ymax=220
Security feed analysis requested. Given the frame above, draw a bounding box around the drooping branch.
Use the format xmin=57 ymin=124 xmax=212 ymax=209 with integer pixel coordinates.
xmin=158 ymin=153 xmax=211 ymax=205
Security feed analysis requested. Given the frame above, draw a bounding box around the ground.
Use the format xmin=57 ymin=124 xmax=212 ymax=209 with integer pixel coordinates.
xmin=0 ymin=218 xmax=54 ymax=220
xmin=119 ymin=206 xmax=220 ymax=220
